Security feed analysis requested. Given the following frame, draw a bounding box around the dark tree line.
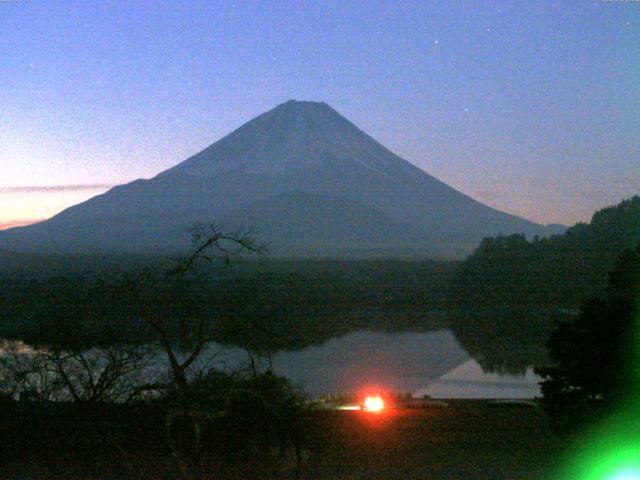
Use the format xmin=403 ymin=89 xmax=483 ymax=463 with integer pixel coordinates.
xmin=536 ymin=245 xmax=640 ymax=432
xmin=0 ymin=224 xmax=312 ymax=480
xmin=452 ymin=196 xmax=640 ymax=308
xmin=0 ymin=254 xmax=455 ymax=353
xmin=449 ymin=196 xmax=640 ymax=372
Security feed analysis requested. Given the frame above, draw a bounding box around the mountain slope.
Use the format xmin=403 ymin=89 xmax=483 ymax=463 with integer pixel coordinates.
xmin=0 ymin=100 xmax=561 ymax=257
xmin=221 ymin=192 xmax=427 ymax=257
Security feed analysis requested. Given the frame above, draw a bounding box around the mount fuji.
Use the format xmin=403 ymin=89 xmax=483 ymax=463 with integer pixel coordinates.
xmin=0 ymin=100 xmax=563 ymax=257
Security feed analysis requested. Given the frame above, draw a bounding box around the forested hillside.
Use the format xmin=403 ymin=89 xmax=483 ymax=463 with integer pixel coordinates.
xmin=449 ymin=196 xmax=640 ymax=372
xmin=452 ymin=196 xmax=640 ymax=309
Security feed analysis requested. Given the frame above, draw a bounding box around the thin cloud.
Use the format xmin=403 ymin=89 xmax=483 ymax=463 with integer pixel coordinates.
xmin=0 ymin=184 xmax=114 ymax=194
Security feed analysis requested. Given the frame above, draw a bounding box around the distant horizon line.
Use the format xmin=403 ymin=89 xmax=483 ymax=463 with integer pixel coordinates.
xmin=0 ymin=184 xmax=115 ymax=194
xmin=5 ymin=179 xmax=628 ymax=231
xmin=0 ymin=219 xmax=45 ymax=231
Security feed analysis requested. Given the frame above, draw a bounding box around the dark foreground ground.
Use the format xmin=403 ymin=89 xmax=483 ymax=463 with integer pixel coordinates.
xmin=0 ymin=401 xmax=562 ymax=479
xmin=304 ymin=403 xmax=561 ymax=480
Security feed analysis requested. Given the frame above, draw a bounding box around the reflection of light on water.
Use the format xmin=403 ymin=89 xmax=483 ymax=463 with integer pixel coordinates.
xmin=335 ymin=405 xmax=360 ymax=411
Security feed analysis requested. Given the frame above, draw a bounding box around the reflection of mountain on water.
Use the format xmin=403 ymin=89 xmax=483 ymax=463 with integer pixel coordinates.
xmin=1 ymin=330 xmax=544 ymax=398
xmin=271 ymin=330 xmax=469 ymax=396
xmin=415 ymin=359 xmax=542 ymax=399
xmin=0 ymin=251 xmax=558 ymax=377
xmin=0 ymin=252 xmax=552 ymax=376
xmin=448 ymin=307 xmax=556 ymax=375
xmin=210 ymin=330 xmax=541 ymax=398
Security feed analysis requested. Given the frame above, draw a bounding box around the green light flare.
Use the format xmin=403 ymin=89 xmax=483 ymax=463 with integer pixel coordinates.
xmin=556 ymin=407 xmax=640 ymax=480
xmin=557 ymin=307 xmax=640 ymax=480
xmin=609 ymin=469 xmax=640 ymax=480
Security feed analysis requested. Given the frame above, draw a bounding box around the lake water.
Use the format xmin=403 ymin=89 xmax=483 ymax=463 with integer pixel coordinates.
xmin=208 ymin=329 xmax=542 ymax=399
xmin=1 ymin=330 xmax=542 ymax=399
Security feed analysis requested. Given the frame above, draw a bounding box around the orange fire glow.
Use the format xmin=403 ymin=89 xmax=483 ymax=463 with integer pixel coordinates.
xmin=363 ymin=396 xmax=384 ymax=412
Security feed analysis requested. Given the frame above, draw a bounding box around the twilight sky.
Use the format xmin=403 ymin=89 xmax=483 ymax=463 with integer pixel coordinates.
xmin=1 ymin=0 xmax=638 ymax=229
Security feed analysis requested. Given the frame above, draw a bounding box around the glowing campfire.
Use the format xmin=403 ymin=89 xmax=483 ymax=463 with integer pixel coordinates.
xmin=363 ymin=396 xmax=384 ymax=412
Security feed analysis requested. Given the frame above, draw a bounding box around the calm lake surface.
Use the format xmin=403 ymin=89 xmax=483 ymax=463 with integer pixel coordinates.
xmin=210 ymin=330 xmax=542 ymax=398
xmin=2 ymin=330 xmax=542 ymax=399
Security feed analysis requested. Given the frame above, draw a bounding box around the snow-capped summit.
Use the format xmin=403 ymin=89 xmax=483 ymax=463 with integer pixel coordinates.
xmin=162 ymin=99 xmax=407 ymax=177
